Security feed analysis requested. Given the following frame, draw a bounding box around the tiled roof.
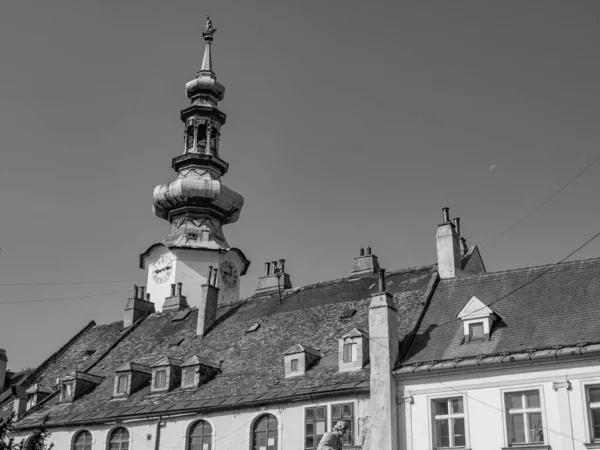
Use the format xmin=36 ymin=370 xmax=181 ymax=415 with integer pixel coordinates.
xmin=16 ymin=264 xmax=435 ymax=428
xmin=399 ymin=257 xmax=600 ymax=370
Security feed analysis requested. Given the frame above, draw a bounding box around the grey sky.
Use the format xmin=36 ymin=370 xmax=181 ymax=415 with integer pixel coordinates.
xmin=1 ymin=1 xmax=599 ymax=370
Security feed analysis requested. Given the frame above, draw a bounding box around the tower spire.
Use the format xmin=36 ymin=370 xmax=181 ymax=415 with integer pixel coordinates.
xmin=200 ymin=16 xmax=216 ymax=74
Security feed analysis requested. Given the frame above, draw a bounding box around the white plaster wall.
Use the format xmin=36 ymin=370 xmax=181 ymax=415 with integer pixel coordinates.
xmin=18 ymin=394 xmax=369 ymax=450
xmin=398 ymin=359 xmax=600 ymax=450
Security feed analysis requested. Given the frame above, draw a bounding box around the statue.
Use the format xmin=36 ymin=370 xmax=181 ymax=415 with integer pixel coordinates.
xmin=316 ymin=421 xmax=348 ymax=450
xmin=203 ymin=15 xmax=217 ymax=40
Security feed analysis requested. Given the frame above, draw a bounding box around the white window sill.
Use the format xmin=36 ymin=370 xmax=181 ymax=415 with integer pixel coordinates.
xmin=501 ymin=445 xmax=550 ymax=450
xmin=584 ymin=442 xmax=600 ymax=449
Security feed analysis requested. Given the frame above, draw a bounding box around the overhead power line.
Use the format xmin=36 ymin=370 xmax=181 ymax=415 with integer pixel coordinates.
xmin=484 ymin=154 xmax=600 ymax=249
xmin=0 ymin=290 xmax=131 ymax=305
xmin=0 ymin=279 xmax=136 ymax=287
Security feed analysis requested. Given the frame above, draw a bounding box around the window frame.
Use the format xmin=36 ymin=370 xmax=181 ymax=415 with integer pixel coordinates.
xmin=154 ymin=369 xmax=167 ymax=389
xmin=303 ymin=400 xmax=357 ymax=449
xmin=342 ymin=342 xmax=357 ymax=363
xmin=107 ymin=426 xmax=130 ymax=450
xmin=430 ymin=396 xmax=467 ymax=449
xmin=290 ymin=359 xmax=299 ymax=373
xmin=182 ymin=368 xmax=196 ymax=389
xmin=304 ymin=405 xmax=327 ymax=449
xmin=116 ymin=375 xmax=128 ymax=395
xmin=72 ymin=429 xmax=93 ymax=450
xmin=502 ymin=387 xmax=546 ymax=447
xmin=468 ymin=322 xmax=484 ymax=342
xmin=251 ymin=413 xmax=280 ymax=450
xmin=585 ymin=383 xmax=600 ymax=443
xmin=186 ymin=419 xmax=215 ymax=450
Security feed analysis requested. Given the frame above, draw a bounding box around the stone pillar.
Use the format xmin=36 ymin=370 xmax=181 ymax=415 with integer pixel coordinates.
xmin=552 ymin=380 xmax=575 ymax=450
xmin=368 ymin=280 xmax=399 ymax=450
xmin=436 ymin=207 xmax=461 ymax=279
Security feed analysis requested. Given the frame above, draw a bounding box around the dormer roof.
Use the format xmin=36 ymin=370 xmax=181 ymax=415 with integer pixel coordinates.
xmin=284 ymin=344 xmax=321 ymax=357
xmin=456 ymin=295 xmax=496 ymax=320
xmin=115 ymin=362 xmax=151 ymax=374
xmin=342 ymin=328 xmax=369 ymax=339
xmin=181 ymin=355 xmax=219 ymax=369
xmin=151 ymin=356 xmax=184 ymax=368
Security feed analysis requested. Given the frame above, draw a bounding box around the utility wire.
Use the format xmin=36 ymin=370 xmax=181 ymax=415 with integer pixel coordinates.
xmin=0 ymin=279 xmax=136 ymax=287
xmin=483 ymin=154 xmax=600 ymax=249
xmin=0 ymin=290 xmax=131 ymax=305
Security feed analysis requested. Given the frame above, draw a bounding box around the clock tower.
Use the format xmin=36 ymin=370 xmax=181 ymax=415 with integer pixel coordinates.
xmin=141 ymin=18 xmax=250 ymax=311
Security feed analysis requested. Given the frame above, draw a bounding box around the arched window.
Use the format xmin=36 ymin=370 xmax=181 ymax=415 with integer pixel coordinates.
xmin=188 ymin=420 xmax=213 ymax=450
xmin=252 ymin=414 xmax=278 ymax=450
xmin=73 ymin=430 xmax=92 ymax=450
xmin=108 ymin=427 xmax=129 ymax=450
xmin=23 ymin=437 xmax=34 ymax=450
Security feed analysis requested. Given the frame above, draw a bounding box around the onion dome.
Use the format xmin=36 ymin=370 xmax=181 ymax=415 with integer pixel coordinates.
xmin=151 ymin=17 xmax=243 ymax=251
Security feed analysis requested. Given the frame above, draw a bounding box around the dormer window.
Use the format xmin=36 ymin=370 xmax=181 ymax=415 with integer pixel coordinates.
xmin=283 ymin=344 xmax=321 ymax=377
xmin=150 ymin=357 xmax=183 ymax=393
xmin=59 ymin=372 xmax=103 ymax=403
xmin=113 ymin=362 xmax=151 ymax=397
xmin=457 ymin=295 xmax=497 ymax=343
xmin=181 ymin=355 xmax=220 ymax=390
xmin=338 ymin=328 xmax=369 ymax=372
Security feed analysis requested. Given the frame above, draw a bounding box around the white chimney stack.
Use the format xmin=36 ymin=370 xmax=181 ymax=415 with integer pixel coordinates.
xmin=436 ymin=207 xmax=461 ymax=279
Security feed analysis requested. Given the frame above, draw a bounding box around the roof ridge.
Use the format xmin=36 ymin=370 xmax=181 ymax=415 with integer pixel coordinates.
xmin=452 ymin=256 xmax=600 ymax=282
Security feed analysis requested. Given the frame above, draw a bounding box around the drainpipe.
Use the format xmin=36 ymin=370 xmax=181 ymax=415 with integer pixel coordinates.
xmin=155 ymin=416 xmax=162 ymax=450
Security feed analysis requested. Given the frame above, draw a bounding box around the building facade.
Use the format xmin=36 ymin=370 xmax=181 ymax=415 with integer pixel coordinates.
xmin=2 ymin=17 xmax=600 ymax=450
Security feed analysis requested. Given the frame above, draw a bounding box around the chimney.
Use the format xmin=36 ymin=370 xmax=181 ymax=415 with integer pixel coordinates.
xmin=163 ymin=282 xmax=189 ymax=312
xmin=368 ymin=269 xmax=399 ymax=450
xmin=436 ymin=207 xmax=461 ymax=279
xmin=124 ymin=285 xmax=155 ymax=327
xmin=454 ymin=217 xmax=469 ymax=256
xmin=0 ymin=349 xmax=6 ymax=393
xmin=11 ymin=385 xmax=27 ymax=418
xmin=197 ymin=268 xmax=219 ymax=336
xmin=255 ymin=259 xmax=292 ymax=294
xmin=350 ymin=245 xmax=380 ymax=277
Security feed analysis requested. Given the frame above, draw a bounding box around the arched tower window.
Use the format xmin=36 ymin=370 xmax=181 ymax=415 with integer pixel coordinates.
xmin=72 ymin=430 xmax=92 ymax=450
xmin=252 ymin=414 xmax=278 ymax=450
xmin=108 ymin=427 xmax=129 ymax=450
xmin=188 ymin=420 xmax=213 ymax=450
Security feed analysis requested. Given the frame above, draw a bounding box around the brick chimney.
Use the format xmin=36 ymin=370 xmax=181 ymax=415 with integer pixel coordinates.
xmin=436 ymin=207 xmax=461 ymax=279
xmin=124 ymin=285 xmax=155 ymax=328
xmin=350 ymin=246 xmax=380 ymax=277
xmin=255 ymin=259 xmax=292 ymax=294
xmin=368 ymin=269 xmax=399 ymax=450
xmin=163 ymin=282 xmax=189 ymax=312
xmin=0 ymin=349 xmax=6 ymax=393
xmin=197 ymin=267 xmax=219 ymax=336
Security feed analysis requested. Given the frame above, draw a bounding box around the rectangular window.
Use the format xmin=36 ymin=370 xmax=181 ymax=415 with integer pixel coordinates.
xmin=587 ymin=386 xmax=600 ymax=441
xmin=305 ymin=406 xmax=327 ymax=449
xmin=432 ymin=397 xmax=466 ymax=448
xmin=342 ymin=343 xmax=357 ymax=363
xmin=331 ymin=402 xmax=354 ymax=446
xmin=62 ymin=382 xmax=74 ymax=400
xmin=468 ymin=323 xmax=484 ymax=341
xmin=116 ymin=375 xmax=128 ymax=393
xmin=505 ymin=390 xmax=544 ymax=445
xmin=183 ymin=369 xmax=195 ymax=388
xmin=154 ymin=370 xmax=167 ymax=389
xmin=291 ymin=359 xmax=299 ymax=372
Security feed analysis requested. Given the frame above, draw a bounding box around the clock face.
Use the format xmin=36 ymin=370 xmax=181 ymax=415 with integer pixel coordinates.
xmin=151 ymin=255 xmax=173 ymax=284
xmin=220 ymin=260 xmax=238 ymax=289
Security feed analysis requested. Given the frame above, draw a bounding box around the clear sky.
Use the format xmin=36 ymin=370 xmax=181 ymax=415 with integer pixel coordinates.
xmin=1 ymin=1 xmax=599 ymax=371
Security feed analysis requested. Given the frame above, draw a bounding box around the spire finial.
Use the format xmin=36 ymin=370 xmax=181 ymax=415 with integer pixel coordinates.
xmin=203 ymin=16 xmax=217 ymax=42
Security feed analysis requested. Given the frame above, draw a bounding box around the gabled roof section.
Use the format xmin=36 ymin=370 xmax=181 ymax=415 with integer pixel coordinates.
xmin=151 ymin=356 xmax=184 ymax=368
xmin=284 ymin=344 xmax=321 ymax=356
xmin=456 ymin=296 xmax=495 ymax=320
xmin=115 ymin=363 xmax=151 ymax=374
xmin=399 ymin=257 xmax=600 ymax=370
xmin=181 ymin=355 xmax=219 ymax=369
xmin=342 ymin=328 xmax=369 ymax=339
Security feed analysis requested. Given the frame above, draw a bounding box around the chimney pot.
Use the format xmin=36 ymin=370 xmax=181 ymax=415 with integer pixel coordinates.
xmin=139 ymin=286 xmax=145 ymax=299
xmin=208 ymin=266 xmax=214 ymax=283
xmin=264 ymin=262 xmax=270 ymax=276
xmin=272 ymin=261 xmax=278 ymax=274
xmin=170 ymin=283 xmax=176 ymax=296
xmin=442 ymin=207 xmax=450 ymax=223
xmin=367 ymin=246 xmax=372 ymax=255
xmin=212 ymin=269 xmax=218 ymax=286
xmin=454 ymin=217 xmax=461 ymax=237
xmin=146 ymin=293 xmax=151 ymax=301
xmin=133 ymin=285 xmax=139 ymax=298
xmin=279 ymin=259 xmax=285 ymax=274
xmin=360 ymin=247 xmax=365 ymax=257
xmin=378 ymin=269 xmax=386 ymax=292
xmin=177 ymin=282 xmax=183 ymax=296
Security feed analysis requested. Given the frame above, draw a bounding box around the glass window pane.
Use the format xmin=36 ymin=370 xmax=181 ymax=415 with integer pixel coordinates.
xmin=305 ymin=436 xmax=313 ymax=448
xmin=332 ymin=405 xmax=341 ymax=419
xmin=528 ymin=412 xmax=544 ymax=443
xmin=342 ymin=404 xmax=353 ymax=417
xmin=435 ymin=419 xmax=450 ymax=447
xmin=469 ymin=323 xmax=484 ymax=339
xmin=291 ymin=359 xmax=299 ymax=372
xmin=316 ymin=406 xmax=325 ymax=420
xmin=305 ymin=423 xmax=314 ymax=435
xmin=525 ymin=391 xmax=541 ymax=408
xmin=268 ymin=416 xmax=278 ymax=430
xmin=316 ymin=421 xmax=325 ymax=435
xmin=507 ymin=393 xmax=523 ymax=410
xmin=509 ymin=414 xmax=526 ymax=444
xmin=592 ymin=408 xmax=600 ymax=440
xmin=343 ymin=343 xmax=352 ymax=363
xmin=305 ymin=408 xmax=314 ymax=421
xmin=453 ymin=418 xmax=465 ymax=446
xmin=590 ymin=387 xmax=600 ymax=403
xmin=451 ymin=398 xmax=464 ymax=414
xmin=434 ymin=399 xmax=449 ymax=415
